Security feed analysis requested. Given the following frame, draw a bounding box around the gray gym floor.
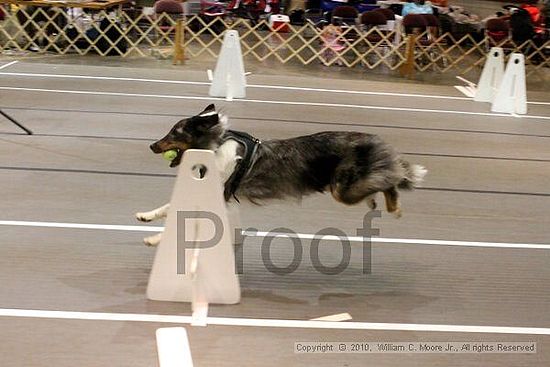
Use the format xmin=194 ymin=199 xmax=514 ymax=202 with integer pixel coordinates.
xmin=0 ymin=60 xmax=549 ymax=366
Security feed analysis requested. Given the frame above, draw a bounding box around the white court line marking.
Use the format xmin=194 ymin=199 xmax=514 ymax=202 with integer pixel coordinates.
xmin=0 ymin=220 xmax=162 ymax=232
xmin=1 ymin=70 xmax=549 ymax=105
xmin=311 ymin=313 xmax=353 ymax=322
xmin=247 ymin=230 xmax=550 ymax=250
xmin=0 ymin=308 xmax=549 ymax=334
xmin=0 ymin=61 xmax=18 ymax=71
xmin=2 ymin=86 xmax=550 ymax=121
xmin=1 ymin=220 xmax=550 ymax=250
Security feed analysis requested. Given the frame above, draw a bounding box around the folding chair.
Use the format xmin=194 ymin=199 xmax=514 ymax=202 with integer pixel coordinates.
xmin=402 ymin=14 xmax=434 ymax=67
xmin=360 ymin=10 xmax=386 ymax=34
xmin=402 ymin=13 xmax=427 ymax=37
xmin=304 ymin=0 xmax=326 ymax=27
xmin=155 ymin=0 xmax=185 ymax=32
xmin=359 ymin=10 xmax=390 ymax=65
xmin=485 ymin=17 xmax=513 ymax=51
xmin=332 ymin=5 xmax=359 ymax=41
xmin=153 ymin=0 xmax=185 ymax=50
xmin=332 ymin=5 xmax=358 ymax=24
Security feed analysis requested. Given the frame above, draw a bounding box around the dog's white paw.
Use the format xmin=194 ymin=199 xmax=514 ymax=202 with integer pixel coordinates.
xmin=144 ymin=233 xmax=162 ymax=247
xmin=392 ymin=209 xmax=402 ymax=219
xmin=136 ymin=211 xmax=155 ymax=222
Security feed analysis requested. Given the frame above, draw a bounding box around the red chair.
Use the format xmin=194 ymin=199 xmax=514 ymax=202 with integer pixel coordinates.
xmin=359 ymin=10 xmax=391 ymax=65
xmin=422 ymin=14 xmax=439 ymax=27
xmin=421 ymin=13 xmax=440 ymax=42
xmin=486 ymin=18 xmax=509 ymax=42
xmin=156 ymin=0 xmax=184 ymax=29
xmin=154 ymin=0 xmax=185 ymax=41
xmin=403 ymin=13 xmax=443 ymax=68
xmin=486 ymin=17 xmax=510 ymax=44
xmin=304 ymin=0 xmax=325 ymax=27
xmin=375 ymin=8 xmax=395 ymax=22
xmin=372 ymin=8 xmax=398 ymax=38
xmin=155 ymin=0 xmax=185 ymax=14
xmin=402 ymin=13 xmax=428 ymax=36
xmin=332 ymin=5 xmax=359 ymax=26
xmin=332 ymin=5 xmax=359 ymax=41
xmin=360 ymin=10 xmax=387 ymax=41
xmin=361 ymin=10 xmax=387 ymax=30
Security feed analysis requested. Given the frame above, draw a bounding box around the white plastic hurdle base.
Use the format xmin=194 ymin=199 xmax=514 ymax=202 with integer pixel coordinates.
xmin=156 ymin=327 xmax=194 ymax=367
xmin=147 ymin=150 xmax=241 ymax=321
xmin=208 ymin=30 xmax=247 ymax=101
xmin=491 ymin=53 xmax=527 ymax=115
xmin=454 ymin=76 xmax=477 ymax=98
xmin=474 ymin=47 xmax=504 ymax=103
xmin=227 ymin=202 xmax=243 ymax=246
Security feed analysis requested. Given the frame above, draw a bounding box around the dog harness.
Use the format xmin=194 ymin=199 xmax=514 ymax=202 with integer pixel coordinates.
xmin=222 ymin=130 xmax=261 ymax=202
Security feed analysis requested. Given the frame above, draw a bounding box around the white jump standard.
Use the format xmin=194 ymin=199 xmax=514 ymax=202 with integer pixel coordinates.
xmin=145 ymin=149 xmax=241 ymax=318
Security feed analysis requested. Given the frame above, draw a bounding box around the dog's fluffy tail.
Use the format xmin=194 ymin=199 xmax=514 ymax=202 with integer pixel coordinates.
xmin=397 ymin=159 xmax=427 ymax=190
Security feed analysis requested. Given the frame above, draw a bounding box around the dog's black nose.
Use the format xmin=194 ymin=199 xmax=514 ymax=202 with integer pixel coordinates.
xmin=150 ymin=143 xmax=162 ymax=153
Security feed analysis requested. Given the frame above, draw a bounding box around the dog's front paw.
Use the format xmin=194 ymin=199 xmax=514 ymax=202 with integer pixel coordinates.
xmin=136 ymin=211 xmax=154 ymax=222
xmin=143 ymin=233 xmax=162 ymax=247
xmin=392 ymin=209 xmax=402 ymax=219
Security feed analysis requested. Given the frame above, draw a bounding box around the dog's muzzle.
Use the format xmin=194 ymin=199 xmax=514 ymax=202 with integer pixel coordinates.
xmin=150 ymin=142 xmax=163 ymax=154
xmin=150 ymin=141 xmax=185 ymax=167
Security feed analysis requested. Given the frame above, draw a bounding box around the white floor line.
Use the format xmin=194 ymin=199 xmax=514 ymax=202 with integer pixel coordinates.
xmin=311 ymin=313 xmax=353 ymax=322
xmin=247 ymin=230 xmax=550 ymax=250
xmin=0 ymin=308 xmax=549 ymax=334
xmin=2 ymin=86 xmax=549 ymax=121
xmin=0 ymin=71 xmax=210 ymax=87
xmin=0 ymin=220 xmax=163 ymax=232
xmin=1 ymin=70 xmax=549 ymax=106
xmin=1 ymin=220 xmax=549 ymax=250
xmin=0 ymin=61 xmax=18 ymax=71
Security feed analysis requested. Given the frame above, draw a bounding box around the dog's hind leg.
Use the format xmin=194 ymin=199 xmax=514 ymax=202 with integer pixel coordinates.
xmin=383 ymin=187 xmax=401 ymax=218
xmin=331 ymin=161 xmax=388 ymax=207
xmin=136 ymin=203 xmax=170 ymax=222
xmin=143 ymin=232 xmax=162 ymax=247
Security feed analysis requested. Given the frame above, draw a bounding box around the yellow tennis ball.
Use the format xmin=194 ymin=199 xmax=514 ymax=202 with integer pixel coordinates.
xmin=162 ymin=149 xmax=178 ymax=161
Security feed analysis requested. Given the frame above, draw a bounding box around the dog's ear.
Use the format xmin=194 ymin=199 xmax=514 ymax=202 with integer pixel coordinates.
xmin=189 ymin=107 xmax=220 ymax=133
xmin=199 ymin=104 xmax=216 ymax=117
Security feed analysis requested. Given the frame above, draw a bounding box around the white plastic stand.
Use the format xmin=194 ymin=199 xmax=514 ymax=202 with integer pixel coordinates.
xmin=147 ymin=150 xmax=241 ymax=323
xmin=474 ymin=47 xmax=504 ymax=103
xmin=227 ymin=202 xmax=243 ymax=246
xmin=454 ymin=76 xmax=477 ymax=98
xmin=491 ymin=53 xmax=527 ymax=115
xmin=208 ymin=30 xmax=246 ymax=100
xmin=156 ymin=327 xmax=194 ymax=367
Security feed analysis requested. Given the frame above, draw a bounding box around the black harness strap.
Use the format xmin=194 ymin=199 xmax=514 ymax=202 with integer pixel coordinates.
xmin=222 ymin=130 xmax=261 ymax=202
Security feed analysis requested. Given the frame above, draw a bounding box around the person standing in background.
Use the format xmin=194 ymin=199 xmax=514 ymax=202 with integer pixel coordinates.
xmin=538 ymin=0 xmax=549 ymax=26
xmin=401 ymin=0 xmax=434 ymax=17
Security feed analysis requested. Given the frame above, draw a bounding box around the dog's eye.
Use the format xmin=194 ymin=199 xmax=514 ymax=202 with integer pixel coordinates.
xmin=170 ymin=126 xmax=187 ymax=136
